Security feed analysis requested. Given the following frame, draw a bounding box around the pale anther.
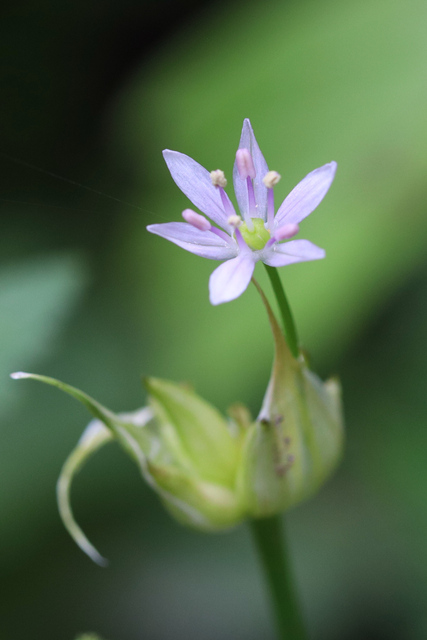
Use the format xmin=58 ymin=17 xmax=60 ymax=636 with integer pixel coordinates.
xmin=210 ymin=169 xmax=227 ymax=188
xmin=227 ymin=214 xmax=242 ymax=228
xmin=263 ymin=171 xmax=281 ymax=188
xmin=182 ymin=209 xmax=211 ymax=231
xmin=235 ymin=148 xmax=256 ymax=179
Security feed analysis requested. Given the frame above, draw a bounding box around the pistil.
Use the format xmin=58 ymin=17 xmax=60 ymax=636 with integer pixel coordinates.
xmin=240 ymin=218 xmax=271 ymax=250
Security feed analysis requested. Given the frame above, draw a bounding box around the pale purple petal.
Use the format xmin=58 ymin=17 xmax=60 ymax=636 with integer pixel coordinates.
xmin=263 ymin=239 xmax=325 ymax=267
xmin=274 ymin=162 xmax=337 ymax=227
xmin=163 ymin=150 xmax=234 ymax=232
xmin=209 ymin=254 xmax=256 ymax=305
xmin=233 ymin=119 xmax=269 ymax=220
xmin=147 ymin=222 xmax=238 ymax=260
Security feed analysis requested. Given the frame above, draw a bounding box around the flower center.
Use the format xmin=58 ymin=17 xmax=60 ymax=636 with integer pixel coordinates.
xmin=240 ymin=218 xmax=270 ymax=250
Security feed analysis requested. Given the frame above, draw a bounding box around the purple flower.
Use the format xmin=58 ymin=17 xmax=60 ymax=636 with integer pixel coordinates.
xmin=147 ymin=119 xmax=336 ymax=305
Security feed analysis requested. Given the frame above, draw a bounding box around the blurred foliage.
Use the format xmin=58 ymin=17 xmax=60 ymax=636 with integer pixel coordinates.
xmin=2 ymin=0 xmax=427 ymax=638
xmin=0 ymin=255 xmax=86 ymax=416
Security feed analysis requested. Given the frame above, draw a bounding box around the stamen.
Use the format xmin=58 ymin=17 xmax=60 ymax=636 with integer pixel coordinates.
xmin=228 ymin=217 xmax=250 ymax=252
xmin=235 ymin=148 xmax=256 ymax=179
xmin=227 ymin=214 xmax=242 ymax=228
xmin=265 ymin=223 xmax=299 ymax=249
xmin=234 ymin=227 xmax=249 ymax=252
xmin=263 ymin=171 xmax=281 ymax=230
xmin=263 ymin=171 xmax=281 ymax=189
xmin=274 ymin=223 xmax=299 ymax=241
xmin=210 ymin=169 xmax=235 ymax=217
xmin=235 ymin=149 xmax=256 ymax=229
xmin=246 ymin=176 xmax=256 ymax=226
xmin=210 ymin=226 xmax=234 ymax=243
xmin=267 ymin=188 xmax=275 ymax=230
xmin=219 ymin=187 xmax=236 ymax=217
xmin=210 ymin=169 xmax=227 ymax=188
xmin=182 ymin=208 xmax=233 ymax=243
xmin=209 ymin=225 xmax=234 ymax=244
xmin=182 ymin=209 xmax=211 ymax=231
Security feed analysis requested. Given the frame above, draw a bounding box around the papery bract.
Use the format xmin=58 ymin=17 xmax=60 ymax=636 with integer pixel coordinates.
xmin=11 ymin=291 xmax=343 ymax=564
xmin=237 ymin=282 xmax=344 ymax=516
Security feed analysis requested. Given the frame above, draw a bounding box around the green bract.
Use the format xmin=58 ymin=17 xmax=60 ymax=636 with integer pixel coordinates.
xmin=11 ymin=290 xmax=343 ymax=563
xmin=237 ymin=282 xmax=344 ymax=517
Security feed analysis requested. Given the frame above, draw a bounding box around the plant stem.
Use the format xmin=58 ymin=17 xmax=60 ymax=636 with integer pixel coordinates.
xmin=264 ymin=265 xmax=299 ymax=358
xmin=250 ymin=515 xmax=308 ymax=640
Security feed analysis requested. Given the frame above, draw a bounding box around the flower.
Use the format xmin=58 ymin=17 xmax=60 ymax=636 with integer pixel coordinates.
xmin=147 ymin=118 xmax=337 ymax=305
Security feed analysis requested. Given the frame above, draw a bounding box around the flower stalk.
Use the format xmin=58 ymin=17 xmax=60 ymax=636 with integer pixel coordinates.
xmin=254 ymin=264 xmax=306 ymax=640
xmin=250 ymin=275 xmax=304 ymax=640
xmin=250 ymin=515 xmax=308 ymax=640
xmin=264 ymin=264 xmax=299 ymax=358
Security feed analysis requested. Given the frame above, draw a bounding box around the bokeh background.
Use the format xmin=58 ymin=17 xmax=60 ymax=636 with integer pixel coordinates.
xmin=2 ymin=0 xmax=427 ymax=638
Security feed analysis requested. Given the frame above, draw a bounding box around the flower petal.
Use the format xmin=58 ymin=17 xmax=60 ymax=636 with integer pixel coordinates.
xmin=209 ymin=254 xmax=256 ymax=305
xmin=263 ymin=239 xmax=325 ymax=267
xmin=233 ymin=119 xmax=269 ymax=220
xmin=147 ymin=222 xmax=238 ymax=260
xmin=274 ymin=162 xmax=337 ymax=227
xmin=163 ymin=150 xmax=234 ymax=231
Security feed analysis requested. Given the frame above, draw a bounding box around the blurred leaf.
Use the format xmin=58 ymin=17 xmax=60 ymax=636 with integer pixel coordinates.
xmin=0 ymin=254 xmax=87 ymax=416
xmin=343 ymin=264 xmax=427 ymax=572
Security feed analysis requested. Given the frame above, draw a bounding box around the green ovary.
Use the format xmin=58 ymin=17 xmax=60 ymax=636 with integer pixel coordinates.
xmin=240 ymin=218 xmax=270 ymax=250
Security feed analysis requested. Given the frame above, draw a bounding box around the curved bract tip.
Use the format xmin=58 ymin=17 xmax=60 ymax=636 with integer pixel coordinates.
xmin=56 ymin=419 xmax=112 ymax=566
xmin=10 ymin=371 xmax=32 ymax=379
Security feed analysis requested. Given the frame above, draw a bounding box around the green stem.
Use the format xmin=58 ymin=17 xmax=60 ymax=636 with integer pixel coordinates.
xmin=250 ymin=515 xmax=308 ymax=640
xmin=264 ymin=265 xmax=299 ymax=358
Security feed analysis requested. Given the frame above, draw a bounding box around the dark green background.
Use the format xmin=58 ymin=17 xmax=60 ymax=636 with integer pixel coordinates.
xmin=2 ymin=0 xmax=427 ymax=638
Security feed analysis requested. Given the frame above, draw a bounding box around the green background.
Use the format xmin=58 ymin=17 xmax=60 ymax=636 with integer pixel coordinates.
xmin=2 ymin=0 xmax=427 ymax=638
